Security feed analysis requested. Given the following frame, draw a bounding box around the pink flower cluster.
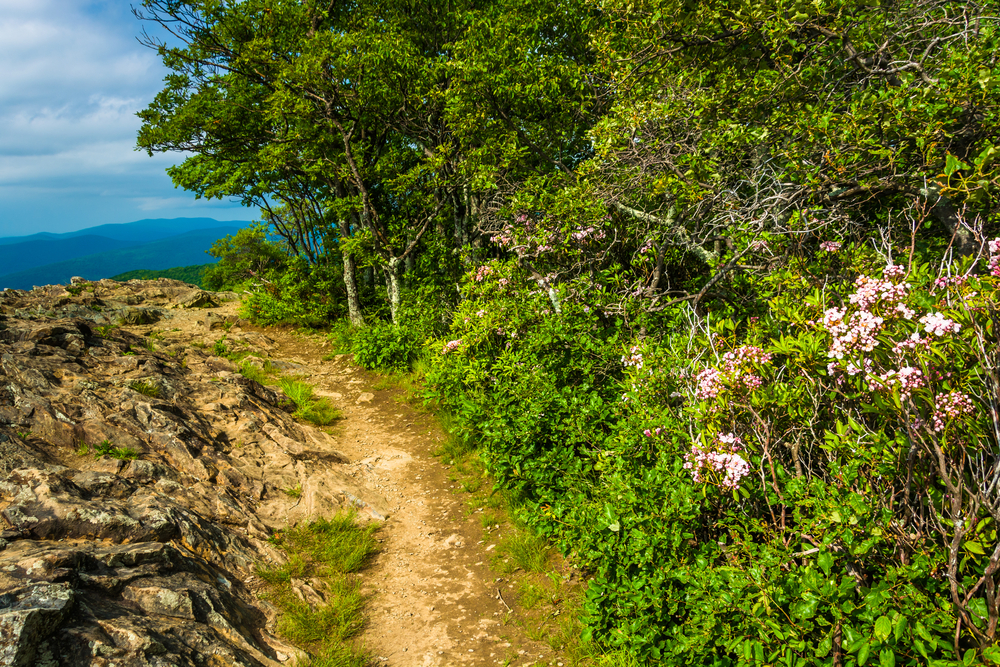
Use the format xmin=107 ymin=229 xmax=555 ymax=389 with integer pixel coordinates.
xmin=848 ymin=273 xmax=909 ymax=309
xmin=622 ymin=346 xmax=644 ymax=370
xmin=933 ymin=274 xmax=969 ymax=290
xmin=695 ymin=367 xmax=724 ymax=399
xmin=891 ymin=332 xmax=931 ymax=354
xmin=919 ymin=312 xmax=961 ymax=336
xmin=684 ymin=433 xmax=751 ymax=490
xmin=825 ymin=309 xmax=884 ymax=359
xmin=643 ymin=426 xmax=665 ymax=437
xmin=820 ymin=241 xmax=841 ymax=252
xmin=472 ymin=265 xmax=494 ymax=282
xmin=694 ymin=346 xmax=773 ymax=400
xmin=569 ymin=225 xmax=606 ymax=243
xmin=823 ymin=270 xmax=914 ymax=359
xmin=931 ymin=391 xmax=975 ymax=431
xmin=873 ymin=366 xmax=925 ymax=399
xmin=441 ymin=339 xmax=462 ymax=354
xmin=989 ymin=239 xmax=1000 ymax=277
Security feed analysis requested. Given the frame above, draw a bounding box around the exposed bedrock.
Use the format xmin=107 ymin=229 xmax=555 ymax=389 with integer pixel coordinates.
xmin=0 ymin=279 xmax=383 ymax=666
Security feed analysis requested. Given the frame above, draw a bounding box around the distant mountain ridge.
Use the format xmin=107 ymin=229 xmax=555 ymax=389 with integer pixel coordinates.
xmin=0 ymin=217 xmax=248 ymax=246
xmin=0 ymin=218 xmax=251 ymax=290
xmin=0 ymin=235 xmax=136 ymax=277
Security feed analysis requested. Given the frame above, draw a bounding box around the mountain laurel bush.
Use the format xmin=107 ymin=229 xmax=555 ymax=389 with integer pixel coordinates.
xmin=427 ymin=247 xmax=1000 ymax=665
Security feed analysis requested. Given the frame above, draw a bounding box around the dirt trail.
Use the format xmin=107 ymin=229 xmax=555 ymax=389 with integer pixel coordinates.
xmin=158 ymin=299 xmax=562 ymax=667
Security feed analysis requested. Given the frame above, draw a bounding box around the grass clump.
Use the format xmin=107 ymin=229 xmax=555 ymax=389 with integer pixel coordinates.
xmin=280 ymin=378 xmax=341 ymax=426
xmin=238 ymin=358 xmax=277 ymax=385
xmin=493 ymin=529 xmax=552 ymax=575
xmin=129 ymin=380 xmax=161 ymax=398
xmin=81 ymin=439 xmax=139 ymax=461
xmin=257 ymin=513 xmax=377 ymax=664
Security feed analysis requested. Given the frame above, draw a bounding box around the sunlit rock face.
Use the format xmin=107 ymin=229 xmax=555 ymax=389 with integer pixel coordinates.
xmin=0 ymin=279 xmax=370 ymax=666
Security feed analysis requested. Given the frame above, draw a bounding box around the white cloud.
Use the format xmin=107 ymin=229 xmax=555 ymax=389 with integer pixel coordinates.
xmin=0 ymin=0 xmax=257 ymax=236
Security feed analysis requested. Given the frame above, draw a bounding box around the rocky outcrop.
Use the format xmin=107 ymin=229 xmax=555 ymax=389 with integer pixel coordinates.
xmin=0 ymin=279 xmax=383 ymax=666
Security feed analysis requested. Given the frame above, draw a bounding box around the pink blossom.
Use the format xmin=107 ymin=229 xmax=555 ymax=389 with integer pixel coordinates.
xmin=891 ymin=332 xmax=930 ymax=355
xmin=988 ymin=238 xmax=1000 ymax=276
xmin=848 ymin=274 xmax=909 ymax=310
xmin=622 ymin=346 xmax=645 ymax=370
xmin=820 ymin=241 xmax=841 ymax=252
xmin=883 ymin=264 xmax=906 ymax=279
xmin=919 ymin=312 xmax=961 ymax=336
xmin=684 ymin=433 xmax=751 ymax=490
xmin=695 ymin=367 xmax=724 ymax=400
xmin=695 ymin=345 xmax=773 ymax=400
xmin=931 ymin=392 xmax=975 ymax=431
xmin=472 ymin=265 xmax=494 ymax=282
xmin=441 ymin=339 xmax=462 ymax=354
xmin=875 ymin=366 xmax=925 ymax=399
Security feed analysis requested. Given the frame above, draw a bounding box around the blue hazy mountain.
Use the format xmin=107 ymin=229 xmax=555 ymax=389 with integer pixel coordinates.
xmin=0 ymin=227 xmax=242 ymax=290
xmin=0 ymin=217 xmax=247 ymax=246
xmin=0 ymin=235 xmax=136 ymax=276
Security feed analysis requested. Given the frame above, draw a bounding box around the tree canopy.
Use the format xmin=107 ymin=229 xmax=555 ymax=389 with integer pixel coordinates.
xmin=137 ymin=0 xmax=1000 ymax=662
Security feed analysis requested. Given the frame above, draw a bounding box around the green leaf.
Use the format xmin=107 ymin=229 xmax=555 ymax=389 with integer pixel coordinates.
xmin=879 ymin=649 xmax=896 ymax=667
xmin=874 ymin=616 xmax=892 ymax=641
xmin=816 ymin=635 xmax=832 ymax=658
xmin=964 ymin=540 xmax=985 ymax=555
xmin=818 ymin=551 xmax=833 ymax=576
xmin=858 ymin=640 xmax=871 ymax=666
xmin=893 ymin=614 xmax=907 ymax=641
xmin=945 ymin=153 xmax=971 ymax=177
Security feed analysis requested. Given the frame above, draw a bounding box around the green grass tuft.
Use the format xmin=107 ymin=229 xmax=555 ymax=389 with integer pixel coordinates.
xmin=90 ymin=439 xmax=139 ymax=461
xmin=493 ymin=529 xmax=551 ymax=575
xmin=277 ymin=577 xmax=366 ymax=645
xmin=280 ymin=378 xmax=342 ymax=426
xmin=129 ymin=380 xmax=160 ymax=398
xmin=256 ymin=513 xmax=377 ymax=665
xmin=239 ymin=358 xmax=277 ymax=384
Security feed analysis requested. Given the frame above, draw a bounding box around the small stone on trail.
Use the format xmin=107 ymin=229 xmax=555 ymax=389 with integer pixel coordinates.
xmin=357 ymin=392 xmax=375 ymax=403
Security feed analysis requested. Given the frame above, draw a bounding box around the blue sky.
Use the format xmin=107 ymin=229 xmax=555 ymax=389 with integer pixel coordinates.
xmin=0 ymin=0 xmax=257 ymax=237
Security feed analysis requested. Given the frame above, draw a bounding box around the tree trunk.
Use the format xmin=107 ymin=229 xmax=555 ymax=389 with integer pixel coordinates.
xmin=385 ymin=257 xmax=402 ymax=325
xmin=342 ymin=251 xmax=365 ymax=327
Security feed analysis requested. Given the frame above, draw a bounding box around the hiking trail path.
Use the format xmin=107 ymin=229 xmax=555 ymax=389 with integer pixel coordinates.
xmin=157 ymin=298 xmax=570 ymax=667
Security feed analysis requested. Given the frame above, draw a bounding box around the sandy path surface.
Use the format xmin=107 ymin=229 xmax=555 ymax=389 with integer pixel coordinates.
xmin=152 ymin=298 xmax=563 ymax=667
xmin=259 ymin=329 xmax=555 ymax=667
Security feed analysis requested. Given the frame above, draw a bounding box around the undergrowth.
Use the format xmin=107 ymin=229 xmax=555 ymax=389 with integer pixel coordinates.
xmin=258 ymin=513 xmax=378 ymax=666
xmin=129 ymin=380 xmax=160 ymax=398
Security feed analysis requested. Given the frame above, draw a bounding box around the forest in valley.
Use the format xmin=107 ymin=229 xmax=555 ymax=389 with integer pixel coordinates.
xmin=136 ymin=0 xmax=1000 ymax=663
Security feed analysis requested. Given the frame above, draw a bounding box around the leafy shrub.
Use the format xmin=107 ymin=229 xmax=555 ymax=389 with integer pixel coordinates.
xmin=87 ymin=439 xmax=139 ymax=461
xmin=240 ymin=256 xmax=345 ymax=327
xmin=203 ymin=224 xmax=287 ymax=291
xmin=350 ymin=320 xmax=420 ymax=372
xmin=425 ymin=248 xmax=1000 ymax=663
